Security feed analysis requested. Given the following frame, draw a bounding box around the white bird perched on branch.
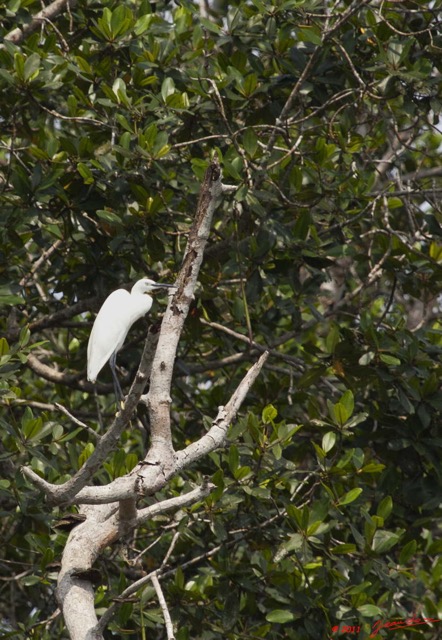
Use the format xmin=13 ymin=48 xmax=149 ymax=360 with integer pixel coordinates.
xmin=87 ymin=278 xmax=175 ymax=400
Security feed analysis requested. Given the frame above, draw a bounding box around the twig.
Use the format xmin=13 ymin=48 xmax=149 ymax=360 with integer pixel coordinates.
xmin=206 ymin=79 xmax=254 ymax=188
xmin=172 ymin=134 xmax=229 ymax=149
xmin=151 ymin=573 xmax=175 ymax=640
xmin=19 ymin=239 xmax=63 ymax=289
xmin=54 ymin=403 xmax=98 ymax=440
xmin=97 ymin=472 xmax=316 ymax=632
xmin=4 ymin=0 xmax=78 ymax=45
xmin=175 ymin=351 xmax=269 ymax=471
xmin=56 ymin=352 xmax=269 ymax=505
xmin=21 ymin=364 xmax=150 ymax=504
xmin=200 ymin=319 xmax=303 ymax=369
xmin=266 ymin=134 xmax=303 ymax=171
xmin=35 ymin=101 xmax=108 ymax=128
xmin=93 ymin=483 xmax=214 ymax=633
xmin=375 ymin=276 xmax=397 ymax=329
xmin=160 ymin=529 xmax=181 ymax=569
xmin=323 ymin=0 xmax=372 ymax=40
xmin=266 ymin=49 xmax=321 ymax=154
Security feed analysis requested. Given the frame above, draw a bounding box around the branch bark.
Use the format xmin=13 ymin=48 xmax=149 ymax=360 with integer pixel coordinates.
xmin=4 ymin=0 xmax=77 ymax=45
xmin=145 ymin=158 xmax=223 ymax=468
xmin=21 ymin=160 xmax=268 ymax=639
xmin=151 ymin=573 xmax=175 ymax=640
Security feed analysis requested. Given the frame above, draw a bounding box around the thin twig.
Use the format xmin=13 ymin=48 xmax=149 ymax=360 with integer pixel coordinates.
xmin=55 ymin=403 xmax=99 ymax=440
xmin=151 ymin=573 xmax=175 ymax=640
xmin=19 ymin=239 xmax=63 ymax=289
xmin=206 ymin=78 xmax=254 ymax=189
xmin=3 ymin=0 xmax=78 ymax=44
xmin=200 ymin=319 xmax=303 ymax=369
xmin=375 ymin=276 xmax=397 ymax=329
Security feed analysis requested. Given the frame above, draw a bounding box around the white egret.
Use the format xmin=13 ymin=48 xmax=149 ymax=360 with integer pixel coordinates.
xmin=87 ymin=278 xmax=175 ymax=400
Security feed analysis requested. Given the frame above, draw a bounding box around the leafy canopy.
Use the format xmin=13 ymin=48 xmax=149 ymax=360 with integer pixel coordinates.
xmin=1 ymin=0 xmax=442 ymax=638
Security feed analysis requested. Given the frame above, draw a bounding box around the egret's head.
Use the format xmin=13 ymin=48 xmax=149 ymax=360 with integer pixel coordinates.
xmin=132 ymin=278 xmax=176 ymax=295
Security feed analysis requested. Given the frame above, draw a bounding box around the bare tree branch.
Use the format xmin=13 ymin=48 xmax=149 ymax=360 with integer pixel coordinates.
xmin=58 ymin=484 xmax=212 ymax=640
xmin=4 ymin=0 xmax=77 ymax=45
xmin=200 ymin=319 xmax=303 ymax=368
xmin=53 ymin=350 xmax=269 ymax=504
xmin=22 ymin=334 xmax=158 ymax=505
xmin=151 ymin=573 xmax=175 ymax=640
xmin=144 ymin=158 xmax=223 ymax=468
xmin=175 ymin=351 xmax=269 ymax=471
xmin=19 ymin=160 xmax=268 ymax=640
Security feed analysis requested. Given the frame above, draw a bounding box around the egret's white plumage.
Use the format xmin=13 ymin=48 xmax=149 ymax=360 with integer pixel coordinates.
xmin=87 ymin=278 xmax=174 ymax=395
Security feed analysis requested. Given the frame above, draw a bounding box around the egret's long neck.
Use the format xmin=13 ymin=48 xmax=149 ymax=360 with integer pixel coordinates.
xmin=131 ymin=282 xmax=150 ymax=295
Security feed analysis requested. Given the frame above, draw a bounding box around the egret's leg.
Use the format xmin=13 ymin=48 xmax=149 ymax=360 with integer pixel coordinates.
xmin=109 ymin=351 xmax=124 ymax=408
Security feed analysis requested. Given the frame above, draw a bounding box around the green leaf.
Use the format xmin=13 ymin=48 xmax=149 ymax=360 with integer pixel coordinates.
xmin=110 ymin=5 xmax=133 ymax=38
xmin=240 ymin=73 xmax=258 ymax=97
xmin=96 ymin=7 xmax=113 ymax=40
xmin=347 ymin=581 xmax=372 ymax=595
xmin=359 ymin=351 xmax=375 ymax=365
xmin=22 ymin=416 xmax=43 ymax=440
xmin=234 ymin=465 xmax=252 ymax=480
xmin=23 ymin=53 xmax=40 ymax=82
xmin=77 ymin=162 xmax=94 ymax=184
xmin=78 ymin=442 xmax=95 ymax=467
xmin=338 ymin=487 xmax=362 ymax=506
xmin=161 ymin=77 xmax=175 ymax=102
xmin=312 ymin=442 xmax=325 ymax=460
xmin=325 ymin=323 xmax=340 ymax=354
xmin=228 ymin=445 xmax=239 ymax=473
xmin=14 ymin=52 xmax=25 ymax=80
xmin=357 ymin=604 xmax=384 ymax=617
xmin=0 ymin=338 xmax=10 ymax=357
xmin=112 ymin=78 xmax=131 ymax=106
xmin=134 ymin=14 xmax=153 ymax=36
xmin=96 ymin=210 xmax=122 ymax=225
xmin=380 ymin=353 xmax=401 ymax=366
xmin=286 ymin=505 xmax=306 ymax=530
xmin=200 ymin=17 xmax=222 ymax=34
xmin=274 ymin=533 xmax=303 ymax=562
xmin=262 ymin=404 xmax=277 ymax=424
xmin=19 ymin=325 xmax=30 ymax=348
xmin=340 ymin=390 xmax=354 ymax=418
xmin=376 ymin=496 xmax=393 ymax=520
xmin=333 ymin=403 xmax=348 ymax=427
xmin=360 ymin=463 xmax=386 ymax=473
xmin=330 ymin=543 xmax=357 ymax=554
xmin=266 ymin=610 xmax=295 ymax=624
xmin=243 ymin=128 xmax=258 ymax=157
xmin=371 ymin=530 xmax=400 ymax=554
xmin=333 ymin=390 xmax=354 ymax=426
xmin=399 ymin=539 xmax=417 ymax=565
xmin=322 ymin=431 xmax=336 ymax=453
xmin=297 ymin=25 xmax=322 ymax=45
xmin=344 ymin=413 xmax=369 ymax=430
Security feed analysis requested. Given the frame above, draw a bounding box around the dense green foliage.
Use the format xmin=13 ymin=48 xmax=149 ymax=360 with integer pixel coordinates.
xmin=1 ymin=0 xmax=442 ymax=637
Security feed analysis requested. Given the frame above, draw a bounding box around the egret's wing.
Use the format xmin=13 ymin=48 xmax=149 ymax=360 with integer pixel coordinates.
xmin=87 ymin=289 xmax=131 ymax=382
xmin=87 ymin=288 xmax=154 ymax=383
